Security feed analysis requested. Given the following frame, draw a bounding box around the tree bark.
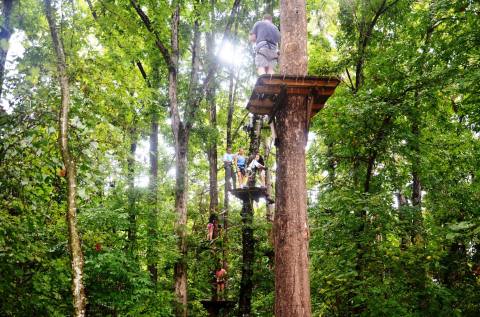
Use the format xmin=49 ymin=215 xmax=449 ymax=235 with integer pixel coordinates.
xmin=274 ymin=1 xmax=311 ymax=316
xmin=0 ymin=0 xmax=14 ymax=98
xmin=44 ymin=1 xmax=86 ymax=316
xmin=279 ymin=0 xmax=307 ymax=76
xmin=274 ymin=96 xmax=311 ymax=317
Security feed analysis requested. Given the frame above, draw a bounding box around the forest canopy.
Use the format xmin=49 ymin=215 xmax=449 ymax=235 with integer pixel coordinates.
xmin=0 ymin=0 xmax=479 ymax=316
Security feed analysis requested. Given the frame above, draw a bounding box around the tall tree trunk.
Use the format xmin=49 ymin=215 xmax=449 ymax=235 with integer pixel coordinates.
xmin=274 ymin=1 xmax=311 ymax=316
xmin=411 ymin=104 xmax=423 ymax=245
xmin=174 ymin=131 xmax=189 ymax=317
xmin=135 ymin=59 xmax=160 ymax=284
xmin=263 ymin=138 xmax=274 ymax=222
xmin=169 ymin=6 xmax=188 ymax=316
xmin=206 ymin=29 xmax=218 ymax=214
xmin=247 ymin=115 xmax=262 ymax=157
xmin=396 ymin=192 xmax=409 ymax=250
xmin=0 ymin=0 xmax=13 ymax=98
xmin=238 ymin=199 xmax=254 ymax=317
xmin=148 ymin=108 xmax=159 ymax=284
xmin=238 ymin=113 xmax=262 ymax=316
xmin=223 ymin=61 xmax=237 ymax=273
xmin=263 ymin=136 xmax=275 ymax=275
xmin=127 ymin=127 xmax=137 ymax=256
xmin=44 ymin=1 xmax=86 ymax=316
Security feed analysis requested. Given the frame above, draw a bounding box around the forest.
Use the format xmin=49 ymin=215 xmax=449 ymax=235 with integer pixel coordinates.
xmin=0 ymin=0 xmax=479 ymax=316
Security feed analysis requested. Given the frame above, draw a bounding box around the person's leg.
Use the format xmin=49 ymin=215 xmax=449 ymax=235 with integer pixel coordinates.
xmin=257 ymin=67 xmax=266 ymax=75
xmin=237 ymin=170 xmax=242 ymax=188
xmin=266 ymin=66 xmax=275 ymax=74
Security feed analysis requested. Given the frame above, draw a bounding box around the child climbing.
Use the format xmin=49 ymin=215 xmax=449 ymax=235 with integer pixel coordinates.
xmin=223 ymin=147 xmax=236 ymax=190
xmin=235 ymin=148 xmax=247 ymax=188
xmin=215 ymin=267 xmax=227 ymax=298
xmin=247 ymin=153 xmax=266 ymax=187
xmin=207 ymin=214 xmax=219 ymax=241
xmin=207 ymin=222 xmax=214 ymax=241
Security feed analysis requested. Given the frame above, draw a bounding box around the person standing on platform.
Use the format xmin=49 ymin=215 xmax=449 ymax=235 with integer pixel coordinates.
xmin=249 ymin=14 xmax=281 ymax=75
xmin=235 ymin=148 xmax=247 ymax=188
xmin=223 ymin=147 xmax=236 ymax=189
xmin=248 ymin=153 xmax=266 ymax=187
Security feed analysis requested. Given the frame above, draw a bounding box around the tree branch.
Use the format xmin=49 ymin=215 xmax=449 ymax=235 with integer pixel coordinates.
xmin=135 ymin=60 xmax=150 ymax=87
xmin=85 ymin=0 xmax=98 ymax=20
xmin=129 ymin=0 xmax=175 ymax=72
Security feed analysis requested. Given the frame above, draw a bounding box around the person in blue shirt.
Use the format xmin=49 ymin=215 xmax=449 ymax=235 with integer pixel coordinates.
xmin=235 ymin=148 xmax=247 ymax=188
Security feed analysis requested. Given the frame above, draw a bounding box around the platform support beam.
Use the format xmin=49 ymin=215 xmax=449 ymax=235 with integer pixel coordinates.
xmin=238 ymin=196 xmax=254 ymax=317
xmin=274 ymin=1 xmax=312 ymax=317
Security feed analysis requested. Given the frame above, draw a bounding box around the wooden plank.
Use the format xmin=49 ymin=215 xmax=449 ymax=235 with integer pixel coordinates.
xmin=248 ymin=98 xmax=274 ymax=107
xmin=230 ymin=187 xmax=267 ymax=201
xmin=259 ymin=77 xmax=340 ymax=88
xmin=247 ymin=106 xmax=272 ymax=115
xmin=253 ymin=85 xmax=337 ymax=97
xmin=253 ymin=85 xmax=282 ymax=94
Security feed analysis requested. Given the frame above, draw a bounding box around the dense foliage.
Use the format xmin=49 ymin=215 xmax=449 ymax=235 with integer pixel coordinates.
xmin=0 ymin=0 xmax=478 ymax=316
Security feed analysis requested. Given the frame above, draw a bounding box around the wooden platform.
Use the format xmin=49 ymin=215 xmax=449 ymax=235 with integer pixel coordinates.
xmin=246 ymin=74 xmax=340 ymax=119
xmin=230 ymin=186 xmax=268 ymax=201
